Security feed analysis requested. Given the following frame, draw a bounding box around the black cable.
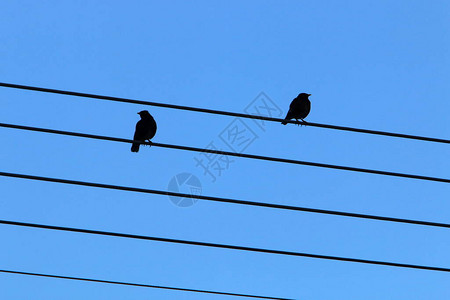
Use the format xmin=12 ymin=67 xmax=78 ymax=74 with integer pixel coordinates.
xmin=0 ymin=269 xmax=290 ymax=299
xmin=1 ymin=82 xmax=448 ymax=144
xmin=1 ymin=219 xmax=449 ymax=273
xmin=1 ymin=123 xmax=448 ymax=183
xmin=1 ymin=171 xmax=450 ymax=229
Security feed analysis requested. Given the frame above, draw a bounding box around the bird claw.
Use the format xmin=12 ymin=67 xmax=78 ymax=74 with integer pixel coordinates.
xmin=143 ymin=140 xmax=153 ymax=147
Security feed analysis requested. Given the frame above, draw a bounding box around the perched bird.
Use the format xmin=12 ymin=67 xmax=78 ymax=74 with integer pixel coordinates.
xmin=281 ymin=93 xmax=311 ymax=125
xmin=131 ymin=110 xmax=157 ymax=152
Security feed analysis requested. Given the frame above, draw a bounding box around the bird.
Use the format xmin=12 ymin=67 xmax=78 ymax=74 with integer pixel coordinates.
xmin=281 ymin=93 xmax=311 ymax=125
xmin=131 ymin=110 xmax=157 ymax=152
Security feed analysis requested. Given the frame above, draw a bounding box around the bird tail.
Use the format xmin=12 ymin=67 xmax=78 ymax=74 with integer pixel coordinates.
xmin=281 ymin=112 xmax=291 ymax=125
xmin=131 ymin=143 xmax=140 ymax=152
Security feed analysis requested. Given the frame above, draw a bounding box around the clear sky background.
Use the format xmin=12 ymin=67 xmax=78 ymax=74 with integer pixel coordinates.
xmin=1 ymin=1 xmax=449 ymax=299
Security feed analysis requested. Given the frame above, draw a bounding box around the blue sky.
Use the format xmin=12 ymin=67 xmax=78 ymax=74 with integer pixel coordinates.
xmin=1 ymin=1 xmax=449 ymax=299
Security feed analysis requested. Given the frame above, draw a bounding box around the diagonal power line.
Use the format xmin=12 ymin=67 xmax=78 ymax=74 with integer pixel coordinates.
xmin=1 ymin=82 xmax=449 ymax=144
xmin=1 ymin=171 xmax=450 ymax=229
xmin=0 ymin=269 xmax=290 ymax=300
xmin=1 ymin=219 xmax=450 ymax=273
xmin=1 ymin=122 xmax=449 ymax=183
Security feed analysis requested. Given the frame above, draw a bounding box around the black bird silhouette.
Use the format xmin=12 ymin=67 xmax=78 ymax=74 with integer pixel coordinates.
xmin=281 ymin=93 xmax=311 ymax=125
xmin=131 ymin=110 xmax=157 ymax=152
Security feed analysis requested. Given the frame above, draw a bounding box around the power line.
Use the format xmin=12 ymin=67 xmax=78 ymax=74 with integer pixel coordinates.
xmin=1 ymin=82 xmax=448 ymax=144
xmin=1 ymin=171 xmax=450 ymax=229
xmin=0 ymin=269 xmax=290 ymax=299
xmin=1 ymin=219 xmax=449 ymax=273
xmin=1 ymin=123 xmax=448 ymax=183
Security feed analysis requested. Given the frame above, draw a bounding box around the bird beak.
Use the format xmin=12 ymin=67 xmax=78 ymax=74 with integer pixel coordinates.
xmin=308 ymin=94 xmax=312 ymax=96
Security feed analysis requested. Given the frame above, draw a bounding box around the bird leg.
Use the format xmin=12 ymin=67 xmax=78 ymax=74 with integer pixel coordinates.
xmin=301 ymin=119 xmax=308 ymax=126
xmin=295 ymin=119 xmax=300 ymax=126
